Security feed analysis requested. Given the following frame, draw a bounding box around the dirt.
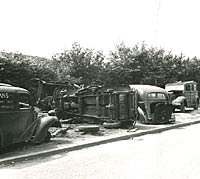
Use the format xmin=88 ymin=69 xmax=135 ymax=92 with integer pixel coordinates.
xmin=1 ymin=108 xmax=200 ymax=160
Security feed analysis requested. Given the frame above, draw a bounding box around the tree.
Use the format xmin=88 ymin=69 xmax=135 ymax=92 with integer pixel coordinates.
xmin=50 ymin=42 xmax=105 ymax=85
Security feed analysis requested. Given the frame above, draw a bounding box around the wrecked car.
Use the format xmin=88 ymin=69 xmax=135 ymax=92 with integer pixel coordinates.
xmin=56 ymin=85 xmax=138 ymax=128
xmin=130 ymin=85 xmax=175 ymax=124
xmin=0 ymin=83 xmax=58 ymax=149
xmin=36 ymin=79 xmax=78 ymax=111
xmin=165 ymin=81 xmax=199 ymax=112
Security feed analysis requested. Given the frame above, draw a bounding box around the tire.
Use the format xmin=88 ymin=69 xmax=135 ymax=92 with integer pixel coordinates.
xmin=103 ymin=121 xmax=121 ymax=129
xmin=45 ymin=131 xmax=51 ymax=142
xmin=180 ymin=102 xmax=185 ymax=112
xmin=78 ymin=125 xmax=100 ymax=133
xmin=194 ymin=101 xmax=199 ymax=110
xmin=120 ymin=121 xmax=135 ymax=129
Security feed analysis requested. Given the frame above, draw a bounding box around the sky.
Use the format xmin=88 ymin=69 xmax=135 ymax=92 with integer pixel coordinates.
xmin=0 ymin=0 xmax=200 ymax=58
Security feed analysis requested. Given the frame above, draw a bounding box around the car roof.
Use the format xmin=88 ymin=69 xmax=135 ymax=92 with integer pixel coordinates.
xmin=0 ymin=84 xmax=29 ymax=93
xmin=0 ymin=83 xmax=13 ymax=87
xmin=165 ymin=81 xmax=197 ymax=86
xmin=129 ymin=84 xmax=167 ymax=94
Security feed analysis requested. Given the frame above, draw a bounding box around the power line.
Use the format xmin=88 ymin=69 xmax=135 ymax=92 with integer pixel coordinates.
xmin=154 ymin=0 xmax=162 ymax=43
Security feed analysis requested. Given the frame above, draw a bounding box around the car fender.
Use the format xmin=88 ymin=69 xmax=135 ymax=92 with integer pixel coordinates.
xmin=137 ymin=106 xmax=147 ymax=123
xmin=31 ymin=116 xmax=58 ymax=144
xmin=172 ymin=96 xmax=186 ymax=105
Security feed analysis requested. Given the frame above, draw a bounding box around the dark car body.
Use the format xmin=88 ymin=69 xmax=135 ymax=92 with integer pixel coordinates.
xmin=130 ymin=85 xmax=175 ymax=124
xmin=165 ymin=81 xmax=199 ymax=112
xmin=0 ymin=83 xmax=57 ymax=149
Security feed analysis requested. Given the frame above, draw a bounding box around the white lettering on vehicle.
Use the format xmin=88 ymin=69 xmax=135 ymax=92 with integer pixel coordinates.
xmin=0 ymin=93 xmax=9 ymax=99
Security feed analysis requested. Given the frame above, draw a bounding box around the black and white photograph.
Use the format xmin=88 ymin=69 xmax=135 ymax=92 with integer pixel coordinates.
xmin=0 ymin=0 xmax=200 ymax=178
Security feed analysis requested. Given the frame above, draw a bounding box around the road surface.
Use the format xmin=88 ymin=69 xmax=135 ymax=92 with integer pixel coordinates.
xmin=1 ymin=123 xmax=200 ymax=179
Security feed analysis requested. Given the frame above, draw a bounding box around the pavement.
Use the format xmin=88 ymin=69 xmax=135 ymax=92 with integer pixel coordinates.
xmin=1 ymin=109 xmax=200 ymax=165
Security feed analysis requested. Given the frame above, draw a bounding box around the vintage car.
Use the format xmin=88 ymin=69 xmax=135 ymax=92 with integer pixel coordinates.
xmin=129 ymin=85 xmax=175 ymax=124
xmin=56 ymin=85 xmax=138 ymax=128
xmin=0 ymin=83 xmax=58 ymax=149
xmin=165 ymin=81 xmax=199 ymax=112
xmin=36 ymin=79 xmax=79 ymax=111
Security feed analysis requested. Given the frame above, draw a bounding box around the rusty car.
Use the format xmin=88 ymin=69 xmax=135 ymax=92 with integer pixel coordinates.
xmin=36 ymin=79 xmax=78 ymax=111
xmin=55 ymin=85 xmax=138 ymax=128
xmin=165 ymin=81 xmax=199 ymax=112
xmin=130 ymin=85 xmax=175 ymax=124
xmin=0 ymin=83 xmax=58 ymax=149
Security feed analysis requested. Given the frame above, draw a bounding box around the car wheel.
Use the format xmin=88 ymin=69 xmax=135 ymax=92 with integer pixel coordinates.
xmin=194 ymin=101 xmax=199 ymax=110
xmin=103 ymin=121 xmax=121 ymax=129
xmin=78 ymin=125 xmax=100 ymax=133
xmin=120 ymin=121 xmax=135 ymax=129
xmin=180 ymin=102 xmax=185 ymax=112
xmin=45 ymin=131 xmax=51 ymax=142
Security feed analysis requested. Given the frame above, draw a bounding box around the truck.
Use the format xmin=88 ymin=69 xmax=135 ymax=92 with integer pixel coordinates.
xmin=165 ymin=81 xmax=199 ymax=112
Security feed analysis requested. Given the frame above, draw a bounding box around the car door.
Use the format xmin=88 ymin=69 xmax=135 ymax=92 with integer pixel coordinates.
xmin=0 ymin=92 xmax=18 ymax=146
xmin=14 ymin=92 xmax=36 ymax=143
xmin=190 ymin=83 xmax=196 ymax=106
xmin=0 ymin=92 xmax=34 ymax=146
xmin=184 ymin=83 xmax=192 ymax=107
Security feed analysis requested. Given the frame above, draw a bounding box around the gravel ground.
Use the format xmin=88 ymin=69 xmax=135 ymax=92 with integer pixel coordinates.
xmin=0 ymin=108 xmax=200 ymax=160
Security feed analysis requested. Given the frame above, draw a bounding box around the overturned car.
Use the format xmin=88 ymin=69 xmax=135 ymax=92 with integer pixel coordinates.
xmin=55 ymin=85 xmax=138 ymax=128
xmin=130 ymin=85 xmax=175 ymax=124
xmin=0 ymin=83 xmax=58 ymax=149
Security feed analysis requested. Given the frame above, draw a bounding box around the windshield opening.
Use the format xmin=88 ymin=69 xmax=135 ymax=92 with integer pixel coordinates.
xmin=147 ymin=92 xmax=167 ymax=100
xmin=0 ymin=92 xmax=15 ymax=111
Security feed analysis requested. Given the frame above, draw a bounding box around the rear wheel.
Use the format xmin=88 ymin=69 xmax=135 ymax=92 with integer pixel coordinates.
xmin=194 ymin=100 xmax=199 ymax=110
xmin=78 ymin=125 xmax=100 ymax=133
xmin=103 ymin=121 xmax=121 ymax=129
xmin=44 ymin=131 xmax=51 ymax=142
xmin=180 ymin=102 xmax=185 ymax=112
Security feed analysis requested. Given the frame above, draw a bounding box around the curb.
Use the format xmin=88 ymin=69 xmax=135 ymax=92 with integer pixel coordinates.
xmin=1 ymin=119 xmax=200 ymax=165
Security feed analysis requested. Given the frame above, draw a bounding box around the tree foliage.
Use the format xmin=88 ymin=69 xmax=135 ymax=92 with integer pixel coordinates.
xmin=105 ymin=42 xmax=200 ymax=88
xmin=1 ymin=42 xmax=200 ymax=99
xmin=50 ymin=42 xmax=105 ymax=85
